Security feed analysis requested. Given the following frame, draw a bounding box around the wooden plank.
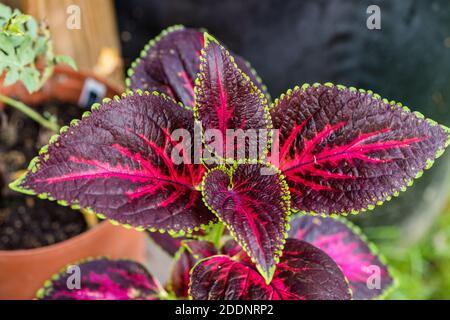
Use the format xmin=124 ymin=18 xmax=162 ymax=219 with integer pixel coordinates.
xmin=23 ymin=0 xmax=124 ymax=88
xmin=1 ymin=0 xmax=23 ymax=9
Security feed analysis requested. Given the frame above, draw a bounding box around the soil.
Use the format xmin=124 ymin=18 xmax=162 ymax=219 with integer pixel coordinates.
xmin=0 ymin=197 xmax=87 ymax=250
xmin=0 ymin=101 xmax=88 ymax=250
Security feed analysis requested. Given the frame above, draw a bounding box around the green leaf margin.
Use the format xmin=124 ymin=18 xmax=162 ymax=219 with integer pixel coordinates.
xmin=292 ymin=212 xmax=398 ymax=300
xmin=125 ymin=25 xmax=271 ymax=104
xmin=193 ymin=33 xmax=274 ymax=166
xmin=271 ymin=82 xmax=450 ymax=217
xmin=8 ymin=90 xmax=215 ymax=237
xmin=200 ymin=160 xmax=291 ymax=283
xmin=35 ymin=256 xmax=168 ymax=300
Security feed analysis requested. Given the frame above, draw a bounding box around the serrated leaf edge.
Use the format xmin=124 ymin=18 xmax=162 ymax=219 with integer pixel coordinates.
xmin=193 ymin=39 xmax=273 ymax=165
xmin=291 ymin=213 xmax=396 ymax=300
xmin=125 ymin=25 xmax=271 ymax=104
xmin=9 ymin=89 xmax=212 ymax=235
xmin=125 ymin=24 xmax=185 ymax=90
xmin=200 ymin=160 xmax=291 ymax=284
xmin=35 ymin=256 xmax=168 ymax=300
xmin=272 ymin=82 xmax=450 ymax=217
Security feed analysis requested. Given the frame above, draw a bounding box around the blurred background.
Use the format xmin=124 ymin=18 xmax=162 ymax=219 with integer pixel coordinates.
xmin=1 ymin=0 xmax=450 ymax=299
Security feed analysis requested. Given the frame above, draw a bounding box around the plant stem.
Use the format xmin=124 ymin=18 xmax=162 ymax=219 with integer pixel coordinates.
xmin=0 ymin=93 xmax=59 ymax=132
xmin=81 ymin=209 xmax=99 ymax=228
xmin=210 ymin=222 xmax=225 ymax=248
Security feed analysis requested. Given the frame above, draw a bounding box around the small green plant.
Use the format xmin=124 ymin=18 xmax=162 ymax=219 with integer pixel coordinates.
xmin=0 ymin=3 xmax=76 ymax=131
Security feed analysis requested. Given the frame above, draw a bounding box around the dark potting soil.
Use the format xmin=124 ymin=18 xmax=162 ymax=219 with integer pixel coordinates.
xmin=0 ymin=197 xmax=87 ymax=250
xmin=0 ymin=101 xmax=88 ymax=250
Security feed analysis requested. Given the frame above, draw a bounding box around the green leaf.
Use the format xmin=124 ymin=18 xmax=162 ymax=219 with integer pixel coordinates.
xmin=20 ymin=67 xmax=40 ymax=93
xmin=4 ymin=68 xmax=19 ymax=86
xmin=2 ymin=11 xmax=30 ymax=35
xmin=0 ymin=3 xmax=12 ymax=20
xmin=17 ymin=36 xmax=36 ymax=65
xmin=55 ymin=55 xmax=77 ymax=70
xmin=34 ymin=36 xmax=47 ymax=55
xmin=6 ymin=24 xmax=22 ymax=35
xmin=13 ymin=14 xmax=29 ymax=25
xmin=0 ymin=4 xmax=58 ymax=93
xmin=26 ymin=18 xmax=38 ymax=37
xmin=0 ymin=34 xmax=15 ymax=57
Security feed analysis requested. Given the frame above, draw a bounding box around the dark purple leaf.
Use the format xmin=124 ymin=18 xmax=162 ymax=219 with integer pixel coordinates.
xmin=147 ymin=229 xmax=206 ymax=256
xmin=167 ymin=247 xmax=196 ymax=299
xmin=190 ymin=239 xmax=351 ymax=300
xmin=127 ymin=25 xmax=269 ymax=108
xmin=183 ymin=239 xmax=217 ymax=259
xmin=147 ymin=232 xmax=183 ymax=256
xmin=270 ymin=83 xmax=450 ymax=215
xmin=220 ymin=238 xmax=243 ymax=258
xmin=289 ymin=214 xmax=393 ymax=299
xmin=11 ymin=92 xmax=216 ymax=233
xmin=167 ymin=240 xmax=217 ymax=298
xmin=36 ymin=258 xmax=164 ymax=300
xmin=202 ymin=163 xmax=290 ymax=283
xmin=194 ymin=38 xmax=271 ymax=161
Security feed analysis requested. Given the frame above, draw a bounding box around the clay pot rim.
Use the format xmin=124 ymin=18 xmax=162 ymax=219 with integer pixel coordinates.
xmin=0 ymin=67 xmax=124 ymax=258
xmin=52 ymin=65 xmax=124 ymax=93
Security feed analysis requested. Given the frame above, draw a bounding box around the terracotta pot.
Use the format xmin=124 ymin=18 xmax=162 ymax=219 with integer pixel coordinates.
xmin=0 ymin=67 xmax=146 ymax=300
xmin=0 ymin=66 xmax=123 ymax=108
xmin=0 ymin=223 xmax=146 ymax=300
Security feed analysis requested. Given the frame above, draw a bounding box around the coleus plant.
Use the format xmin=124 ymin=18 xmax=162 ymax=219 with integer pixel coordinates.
xmin=11 ymin=25 xmax=450 ymax=300
xmin=37 ymin=216 xmax=388 ymax=300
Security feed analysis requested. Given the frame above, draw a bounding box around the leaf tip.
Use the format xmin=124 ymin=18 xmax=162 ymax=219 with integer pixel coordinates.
xmin=9 ymin=172 xmax=33 ymax=195
xmin=203 ymin=32 xmax=219 ymax=48
xmin=256 ymin=263 xmax=276 ymax=285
